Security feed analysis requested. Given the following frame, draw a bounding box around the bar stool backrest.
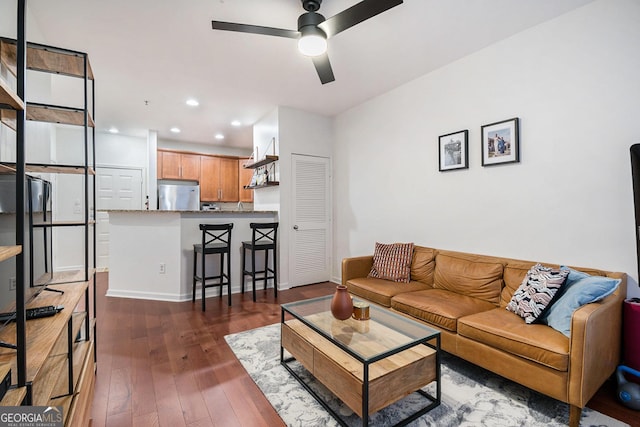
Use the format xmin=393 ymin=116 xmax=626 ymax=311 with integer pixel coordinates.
xmin=250 ymin=222 xmax=278 ymax=247
xmin=199 ymin=223 xmax=233 ymax=249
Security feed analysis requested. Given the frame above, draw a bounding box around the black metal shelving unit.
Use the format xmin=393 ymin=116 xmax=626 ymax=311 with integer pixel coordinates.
xmin=0 ymin=4 xmax=97 ymax=420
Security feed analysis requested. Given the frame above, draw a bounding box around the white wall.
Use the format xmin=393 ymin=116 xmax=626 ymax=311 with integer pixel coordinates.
xmin=251 ymin=107 xmax=333 ymax=289
xmin=97 ymin=131 xmax=147 ymax=168
xmin=333 ymin=0 xmax=640 ymax=298
xmin=252 ymin=108 xmax=280 ymax=212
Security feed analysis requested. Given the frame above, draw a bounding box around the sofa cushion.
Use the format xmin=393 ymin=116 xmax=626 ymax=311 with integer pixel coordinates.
xmin=458 ymin=308 xmax=569 ymax=371
xmin=506 ymin=264 xmax=569 ymax=324
xmin=391 ymin=289 xmax=496 ymax=332
xmin=410 ymin=246 xmax=437 ymax=286
xmin=540 ymin=268 xmax=621 ymax=337
xmin=346 ymin=277 xmax=430 ymax=307
xmin=368 ymin=242 xmax=414 ymax=283
xmin=500 ymin=260 xmax=610 ymax=307
xmin=433 ymin=253 xmax=503 ymax=305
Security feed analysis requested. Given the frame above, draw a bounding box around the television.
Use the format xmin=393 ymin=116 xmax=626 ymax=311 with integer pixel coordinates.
xmin=0 ymin=174 xmax=53 ymax=318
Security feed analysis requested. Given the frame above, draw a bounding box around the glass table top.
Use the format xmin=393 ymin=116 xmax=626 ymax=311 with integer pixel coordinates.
xmin=282 ymin=294 xmax=439 ymax=362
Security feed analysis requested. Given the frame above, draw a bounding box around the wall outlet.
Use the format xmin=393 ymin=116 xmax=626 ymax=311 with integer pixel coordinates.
xmin=159 ymin=263 xmax=166 ymax=274
xmin=9 ymin=277 xmax=16 ymax=291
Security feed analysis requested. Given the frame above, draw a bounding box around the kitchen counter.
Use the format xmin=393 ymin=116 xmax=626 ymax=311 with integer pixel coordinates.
xmin=106 ymin=209 xmax=278 ymax=301
xmin=100 ymin=209 xmax=276 ymax=214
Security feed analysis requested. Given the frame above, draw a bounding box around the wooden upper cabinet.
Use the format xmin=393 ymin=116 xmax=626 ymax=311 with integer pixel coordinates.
xmin=181 ymin=154 xmax=201 ymax=180
xmin=219 ymin=158 xmax=239 ymax=202
xmin=200 ymin=156 xmax=221 ymax=201
xmin=158 ymin=150 xmax=201 ymax=180
xmin=200 ymin=155 xmax=239 ymax=202
xmin=238 ymin=159 xmax=254 ymax=203
xmin=157 ymin=151 xmax=163 ymax=179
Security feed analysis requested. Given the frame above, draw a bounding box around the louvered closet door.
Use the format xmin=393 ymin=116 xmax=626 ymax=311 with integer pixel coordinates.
xmin=290 ymin=154 xmax=331 ymax=286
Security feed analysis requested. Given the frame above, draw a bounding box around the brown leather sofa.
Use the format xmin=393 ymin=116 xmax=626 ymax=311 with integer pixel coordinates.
xmin=342 ymin=246 xmax=627 ymax=427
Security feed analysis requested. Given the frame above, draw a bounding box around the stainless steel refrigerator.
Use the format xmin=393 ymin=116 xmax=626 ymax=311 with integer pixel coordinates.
xmin=157 ymin=181 xmax=200 ymax=211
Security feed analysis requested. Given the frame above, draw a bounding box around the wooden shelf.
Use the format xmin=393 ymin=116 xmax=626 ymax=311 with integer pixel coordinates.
xmin=0 ymin=164 xmax=16 ymax=175
xmin=32 ymin=353 xmax=66 ymax=405
xmin=0 ymin=109 xmax=16 ymax=131
xmin=27 ymin=163 xmax=95 ymax=175
xmin=27 ymin=103 xmax=95 ymax=127
xmin=50 ymin=394 xmax=73 ymax=425
xmin=0 ymin=78 xmax=24 ymax=111
xmin=50 ymin=312 xmax=87 ymax=358
xmin=244 ymin=181 xmax=280 ymax=189
xmin=0 ymin=281 xmax=90 ymax=386
xmin=47 ymin=269 xmax=95 ymax=286
xmin=1 ymin=162 xmax=96 ymax=175
xmin=0 ymin=386 xmax=26 ymax=406
xmin=50 ymin=340 xmax=90 ymax=399
xmin=1 ymin=38 xmax=94 ymax=80
xmin=0 ymin=246 xmax=21 ymax=263
xmin=51 ymin=340 xmax=94 ymax=425
xmin=243 ymin=155 xmax=278 ymax=169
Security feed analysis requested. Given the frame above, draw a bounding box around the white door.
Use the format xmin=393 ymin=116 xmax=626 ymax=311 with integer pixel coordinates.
xmin=96 ymin=167 xmax=143 ymax=269
xmin=290 ymin=154 xmax=331 ymax=286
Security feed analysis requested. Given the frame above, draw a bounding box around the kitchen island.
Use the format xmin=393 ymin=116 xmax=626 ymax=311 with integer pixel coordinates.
xmin=106 ymin=209 xmax=278 ymax=301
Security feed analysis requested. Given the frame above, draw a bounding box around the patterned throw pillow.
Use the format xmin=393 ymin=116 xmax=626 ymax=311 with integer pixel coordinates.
xmin=368 ymin=242 xmax=414 ymax=283
xmin=506 ymin=263 xmax=569 ymax=324
xmin=540 ymin=267 xmax=621 ymax=336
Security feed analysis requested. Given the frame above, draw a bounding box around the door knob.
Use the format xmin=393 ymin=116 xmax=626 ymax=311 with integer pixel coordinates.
xmin=293 ymin=225 xmax=298 ymax=230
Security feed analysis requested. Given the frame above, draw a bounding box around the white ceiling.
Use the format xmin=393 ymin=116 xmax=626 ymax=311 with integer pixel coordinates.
xmin=26 ymin=0 xmax=594 ymax=149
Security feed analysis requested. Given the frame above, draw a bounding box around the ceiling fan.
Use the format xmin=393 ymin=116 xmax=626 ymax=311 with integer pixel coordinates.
xmin=211 ymin=0 xmax=403 ymax=84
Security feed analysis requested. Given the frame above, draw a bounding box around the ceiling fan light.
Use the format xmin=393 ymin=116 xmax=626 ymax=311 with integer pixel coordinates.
xmin=297 ymin=25 xmax=327 ymax=57
xmin=298 ymin=34 xmax=327 ymax=56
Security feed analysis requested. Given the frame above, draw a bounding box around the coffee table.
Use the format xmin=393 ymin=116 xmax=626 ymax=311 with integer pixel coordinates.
xmin=280 ymin=295 xmax=441 ymax=426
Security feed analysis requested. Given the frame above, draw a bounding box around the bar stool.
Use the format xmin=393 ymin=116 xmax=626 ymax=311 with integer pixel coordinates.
xmin=241 ymin=222 xmax=278 ymax=302
xmin=193 ymin=223 xmax=233 ymax=310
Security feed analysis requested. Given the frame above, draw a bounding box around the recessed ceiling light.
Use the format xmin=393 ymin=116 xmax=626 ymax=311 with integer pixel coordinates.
xmin=186 ymin=98 xmax=199 ymax=107
xmin=170 ymin=127 xmax=181 ymax=133
xmin=108 ymin=127 xmax=119 ymax=134
xmin=215 ymin=133 xmax=224 ymax=140
xmin=231 ymin=120 xmax=241 ymax=127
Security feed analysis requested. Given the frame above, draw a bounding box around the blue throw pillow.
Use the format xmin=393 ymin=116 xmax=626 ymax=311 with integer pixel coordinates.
xmin=541 ymin=267 xmax=621 ymax=337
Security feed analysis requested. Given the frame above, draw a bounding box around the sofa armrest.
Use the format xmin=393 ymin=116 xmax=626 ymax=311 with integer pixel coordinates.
xmin=341 ymin=256 xmax=374 ymax=286
xmin=567 ymin=273 xmax=627 ymax=407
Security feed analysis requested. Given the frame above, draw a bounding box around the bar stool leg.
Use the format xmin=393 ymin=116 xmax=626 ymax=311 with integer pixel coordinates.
xmin=226 ymin=249 xmax=232 ymax=306
xmin=241 ymin=246 xmax=245 ymax=294
xmin=201 ymin=250 xmax=206 ymax=312
xmin=251 ymin=249 xmax=257 ymax=302
xmin=192 ymin=249 xmax=197 ymax=303
xmin=273 ymin=247 xmax=278 ymax=298
xmin=264 ymin=249 xmax=269 ymax=290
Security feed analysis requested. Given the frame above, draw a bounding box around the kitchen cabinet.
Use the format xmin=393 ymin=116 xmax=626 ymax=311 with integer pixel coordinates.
xmin=158 ymin=150 xmax=200 ymax=180
xmin=200 ymin=156 xmax=239 ymax=202
xmin=238 ymin=158 xmax=254 ymax=203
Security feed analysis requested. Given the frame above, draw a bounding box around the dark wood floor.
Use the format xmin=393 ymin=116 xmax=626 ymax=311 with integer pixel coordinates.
xmin=90 ymin=273 xmax=639 ymax=427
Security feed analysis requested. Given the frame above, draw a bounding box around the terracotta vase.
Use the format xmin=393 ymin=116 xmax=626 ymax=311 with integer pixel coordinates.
xmin=330 ymin=285 xmax=353 ymax=320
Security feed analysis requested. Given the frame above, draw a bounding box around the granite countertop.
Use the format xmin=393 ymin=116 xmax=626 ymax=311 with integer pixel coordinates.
xmin=101 ymin=209 xmax=277 ymax=214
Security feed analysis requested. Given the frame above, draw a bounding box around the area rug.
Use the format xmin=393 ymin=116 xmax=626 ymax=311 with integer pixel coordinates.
xmin=224 ymin=324 xmax=629 ymax=427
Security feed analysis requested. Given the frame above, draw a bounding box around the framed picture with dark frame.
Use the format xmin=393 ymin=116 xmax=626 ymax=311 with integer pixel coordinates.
xmin=481 ymin=117 xmax=519 ymax=166
xmin=438 ymin=130 xmax=468 ymax=171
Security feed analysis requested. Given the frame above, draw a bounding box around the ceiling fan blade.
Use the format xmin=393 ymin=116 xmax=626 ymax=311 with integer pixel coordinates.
xmin=318 ymin=0 xmax=403 ymax=38
xmin=311 ymin=53 xmax=335 ymax=84
xmin=212 ymin=21 xmax=300 ymax=39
